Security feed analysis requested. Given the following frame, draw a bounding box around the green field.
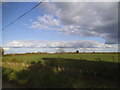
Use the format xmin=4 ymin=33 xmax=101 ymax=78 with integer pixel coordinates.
xmin=3 ymin=53 xmax=119 ymax=63
xmin=2 ymin=53 xmax=119 ymax=88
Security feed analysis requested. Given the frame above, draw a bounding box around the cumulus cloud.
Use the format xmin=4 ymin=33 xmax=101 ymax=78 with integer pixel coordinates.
xmin=31 ymin=2 xmax=118 ymax=44
xmin=31 ymin=15 xmax=60 ymax=30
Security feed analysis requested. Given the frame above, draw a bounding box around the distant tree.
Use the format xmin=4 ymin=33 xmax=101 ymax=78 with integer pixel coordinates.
xmin=93 ymin=51 xmax=95 ymax=53
xmin=76 ymin=50 xmax=79 ymax=53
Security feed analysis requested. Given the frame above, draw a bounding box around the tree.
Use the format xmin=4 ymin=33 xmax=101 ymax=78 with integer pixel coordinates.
xmin=76 ymin=50 xmax=79 ymax=53
xmin=92 ymin=51 xmax=95 ymax=53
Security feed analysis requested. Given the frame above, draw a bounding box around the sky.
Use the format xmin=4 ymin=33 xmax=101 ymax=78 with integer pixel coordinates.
xmin=0 ymin=2 xmax=2 ymax=46
xmin=1 ymin=2 xmax=119 ymax=53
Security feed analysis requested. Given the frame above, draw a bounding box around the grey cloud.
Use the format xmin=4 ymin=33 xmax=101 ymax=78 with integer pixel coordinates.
xmin=44 ymin=2 xmax=118 ymax=44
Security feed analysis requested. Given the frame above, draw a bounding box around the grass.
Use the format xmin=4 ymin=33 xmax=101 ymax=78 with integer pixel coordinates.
xmin=3 ymin=53 xmax=119 ymax=63
xmin=2 ymin=53 xmax=119 ymax=88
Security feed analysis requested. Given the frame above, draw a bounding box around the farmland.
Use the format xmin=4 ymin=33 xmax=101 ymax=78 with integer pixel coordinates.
xmin=2 ymin=53 xmax=119 ymax=88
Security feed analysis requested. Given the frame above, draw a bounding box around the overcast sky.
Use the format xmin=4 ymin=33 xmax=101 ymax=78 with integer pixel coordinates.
xmin=2 ymin=2 xmax=118 ymax=53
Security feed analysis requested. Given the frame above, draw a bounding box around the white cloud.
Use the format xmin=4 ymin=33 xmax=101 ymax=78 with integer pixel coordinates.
xmin=31 ymin=2 xmax=118 ymax=44
xmin=3 ymin=47 xmax=10 ymax=51
xmin=30 ymin=14 xmax=60 ymax=30
xmin=3 ymin=40 xmax=118 ymax=54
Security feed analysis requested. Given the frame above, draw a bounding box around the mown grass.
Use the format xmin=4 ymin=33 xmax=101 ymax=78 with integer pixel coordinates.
xmin=2 ymin=53 xmax=119 ymax=88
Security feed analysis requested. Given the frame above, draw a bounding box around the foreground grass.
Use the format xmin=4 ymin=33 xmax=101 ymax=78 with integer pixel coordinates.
xmin=2 ymin=53 xmax=119 ymax=88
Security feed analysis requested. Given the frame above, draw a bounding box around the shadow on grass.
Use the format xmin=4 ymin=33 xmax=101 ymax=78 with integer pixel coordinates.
xmin=2 ymin=58 xmax=119 ymax=88
xmin=43 ymin=58 xmax=119 ymax=80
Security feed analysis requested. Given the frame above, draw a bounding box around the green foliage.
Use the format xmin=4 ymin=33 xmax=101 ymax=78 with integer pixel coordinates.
xmin=8 ymin=72 xmax=17 ymax=81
